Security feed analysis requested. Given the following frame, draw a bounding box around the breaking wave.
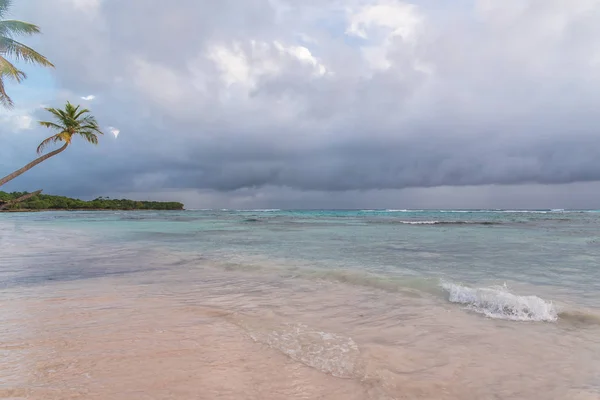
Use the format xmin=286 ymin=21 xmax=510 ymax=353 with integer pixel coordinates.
xmin=241 ymin=209 xmax=281 ymax=212
xmin=394 ymin=220 xmax=502 ymax=226
xmin=441 ymin=282 xmax=558 ymax=322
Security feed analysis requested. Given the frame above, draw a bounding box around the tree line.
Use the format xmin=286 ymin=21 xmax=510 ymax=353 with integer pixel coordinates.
xmin=0 ymin=191 xmax=184 ymax=211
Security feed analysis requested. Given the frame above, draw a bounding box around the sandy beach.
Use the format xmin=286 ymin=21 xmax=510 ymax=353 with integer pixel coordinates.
xmin=1 ymin=269 xmax=599 ymax=400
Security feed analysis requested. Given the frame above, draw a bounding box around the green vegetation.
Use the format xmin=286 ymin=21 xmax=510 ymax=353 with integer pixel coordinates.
xmin=0 ymin=0 xmax=54 ymax=108
xmin=0 ymin=102 xmax=104 ymax=188
xmin=0 ymin=191 xmax=184 ymax=211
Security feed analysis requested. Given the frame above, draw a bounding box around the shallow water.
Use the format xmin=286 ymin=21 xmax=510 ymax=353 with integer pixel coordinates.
xmin=0 ymin=209 xmax=599 ymax=399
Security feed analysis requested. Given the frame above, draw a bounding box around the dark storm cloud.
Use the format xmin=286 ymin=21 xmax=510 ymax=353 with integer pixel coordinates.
xmin=3 ymin=0 xmax=600 ymax=208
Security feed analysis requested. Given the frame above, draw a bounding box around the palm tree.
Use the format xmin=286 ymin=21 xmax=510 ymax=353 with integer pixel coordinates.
xmin=0 ymin=102 xmax=103 ymax=187
xmin=0 ymin=0 xmax=54 ymax=108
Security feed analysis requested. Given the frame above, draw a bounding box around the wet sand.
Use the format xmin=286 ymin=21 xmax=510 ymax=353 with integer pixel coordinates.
xmin=1 ymin=265 xmax=599 ymax=400
xmin=1 ymin=280 xmax=379 ymax=400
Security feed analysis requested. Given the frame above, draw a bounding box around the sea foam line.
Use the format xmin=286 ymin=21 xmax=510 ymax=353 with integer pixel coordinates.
xmin=394 ymin=220 xmax=501 ymax=226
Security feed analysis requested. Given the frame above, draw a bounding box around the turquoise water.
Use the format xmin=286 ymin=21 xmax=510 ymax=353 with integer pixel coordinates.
xmin=3 ymin=209 xmax=599 ymax=309
xmin=2 ymin=209 xmax=600 ymax=398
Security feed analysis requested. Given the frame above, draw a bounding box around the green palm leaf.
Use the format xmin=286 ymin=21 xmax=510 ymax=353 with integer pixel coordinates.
xmin=38 ymin=102 xmax=104 ymax=154
xmin=0 ymin=0 xmax=53 ymax=108
xmin=0 ymin=37 xmax=54 ymax=66
xmin=0 ymin=20 xmax=41 ymax=37
xmin=0 ymin=57 xmax=26 ymax=82
xmin=0 ymin=72 xmax=10 ymax=107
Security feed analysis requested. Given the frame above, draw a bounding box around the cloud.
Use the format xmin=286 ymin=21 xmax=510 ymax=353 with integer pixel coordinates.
xmin=2 ymin=114 xmax=33 ymax=131
xmin=81 ymin=95 xmax=96 ymax=101
xmin=108 ymin=126 xmax=120 ymax=138
xmin=0 ymin=106 xmax=35 ymax=131
xmin=2 ymin=0 xmax=600 ymax=208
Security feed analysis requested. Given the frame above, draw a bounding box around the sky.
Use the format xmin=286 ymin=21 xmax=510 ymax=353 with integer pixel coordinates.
xmin=1 ymin=0 xmax=600 ymax=209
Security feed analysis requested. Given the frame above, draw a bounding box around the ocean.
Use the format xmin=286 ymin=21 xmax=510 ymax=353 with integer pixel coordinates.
xmin=1 ymin=209 xmax=599 ymax=399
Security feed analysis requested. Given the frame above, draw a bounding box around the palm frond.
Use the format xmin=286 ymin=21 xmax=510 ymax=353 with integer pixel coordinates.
xmin=0 ymin=0 xmax=12 ymax=19
xmin=80 ymin=115 xmax=102 ymax=130
xmin=0 ymin=56 xmax=24 ymax=108
xmin=0 ymin=37 xmax=54 ymax=67
xmin=0 ymin=74 xmax=12 ymax=108
xmin=78 ymin=131 xmax=99 ymax=145
xmin=65 ymin=101 xmax=77 ymax=113
xmin=0 ymin=20 xmax=41 ymax=38
xmin=38 ymin=120 xmax=65 ymax=131
xmin=36 ymin=133 xmax=63 ymax=155
xmin=0 ymin=56 xmax=26 ymax=82
xmin=45 ymin=106 xmax=68 ymax=122
xmin=80 ymin=123 xmax=104 ymax=135
xmin=73 ymin=107 xmax=91 ymax=120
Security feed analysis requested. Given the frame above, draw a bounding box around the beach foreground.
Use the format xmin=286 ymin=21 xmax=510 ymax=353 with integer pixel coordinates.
xmin=1 ymin=210 xmax=599 ymax=399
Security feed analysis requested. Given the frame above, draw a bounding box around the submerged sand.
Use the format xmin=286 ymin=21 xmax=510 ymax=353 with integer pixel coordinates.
xmin=0 ymin=286 xmax=371 ymax=400
xmin=1 ymin=266 xmax=599 ymax=400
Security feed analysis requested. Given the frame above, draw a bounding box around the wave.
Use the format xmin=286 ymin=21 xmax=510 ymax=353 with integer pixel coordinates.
xmin=240 ymin=209 xmax=281 ymax=212
xmin=360 ymin=209 xmax=423 ymax=212
xmin=394 ymin=220 xmax=502 ymax=226
xmin=441 ymin=282 xmax=558 ymax=322
xmin=437 ymin=210 xmax=570 ymax=214
xmin=206 ymin=258 xmax=600 ymax=326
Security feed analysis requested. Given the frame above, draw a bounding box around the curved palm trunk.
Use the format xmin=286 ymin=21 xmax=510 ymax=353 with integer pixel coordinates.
xmin=0 ymin=143 xmax=68 ymax=187
xmin=0 ymin=189 xmax=43 ymax=210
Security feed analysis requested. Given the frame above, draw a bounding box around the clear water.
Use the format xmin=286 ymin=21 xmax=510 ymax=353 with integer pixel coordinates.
xmin=1 ymin=209 xmax=599 ymax=399
xmin=3 ymin=209 xmax=599 ymax=306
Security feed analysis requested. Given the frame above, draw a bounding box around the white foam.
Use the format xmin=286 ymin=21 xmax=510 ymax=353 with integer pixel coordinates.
xmin=399 ymin=220 xmax=440 ymax=225
xmin=503 ymin=210 xmax=548 ymax=214
xmin=249 ymin=323 xmax=360 ymax=378
xmin=441 ymin=282 xmax=558 ymax=322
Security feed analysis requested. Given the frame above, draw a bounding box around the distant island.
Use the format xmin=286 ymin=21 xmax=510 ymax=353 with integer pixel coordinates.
xmin=0 ymin=191 xmax=184 ymax=211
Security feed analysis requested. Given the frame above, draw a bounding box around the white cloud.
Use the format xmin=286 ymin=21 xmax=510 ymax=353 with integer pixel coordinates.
xmin=0 ymin=111 xmax=33 ymax=132
xmin=14 ymin=115 xmax=33 ymax=130
xmin=207 ymin=40 xmax=327 ymax=90
xmin=207 ymin=42 xmax=252 ymax=87
xmin=273 ymin=41 xmax=327 ymax=76
xmin=81 ymin=95 xmax=96 ymax=101
xmin=108 ymin=126 xmax=120 ymax=138
xmin=346 ymin=0 xmax=424 ymax=71
xmin=346 ymin=0 xmax=421 ymax=40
